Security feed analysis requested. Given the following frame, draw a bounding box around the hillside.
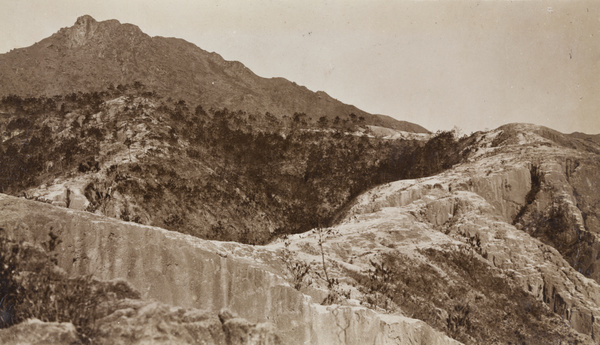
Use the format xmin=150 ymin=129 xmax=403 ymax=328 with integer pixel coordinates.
xmin=569 ymin=131 xmax=600 ymax=145
xmin=1 ymin=122 xmax=600 ymax=344
xmin=0 ymin=15 xmax=427 ymax=133
xmin=0 ymin=88 xmax=461 ymax=244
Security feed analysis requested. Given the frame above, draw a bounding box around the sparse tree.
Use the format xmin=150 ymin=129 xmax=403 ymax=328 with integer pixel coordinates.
xmin=318 ymin=116 xmax=329 ymax=128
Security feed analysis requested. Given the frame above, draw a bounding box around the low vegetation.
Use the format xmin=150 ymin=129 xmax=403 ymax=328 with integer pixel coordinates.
xmin=351 ymin=249 xmax=580 ymax=344
xmin=282 ymin=238 xmax=312 ymax=290
xmin=0 ymin=227 xmax=140 ymax=343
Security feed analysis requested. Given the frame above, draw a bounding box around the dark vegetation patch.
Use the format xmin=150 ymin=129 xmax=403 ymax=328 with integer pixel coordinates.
xmin=523 ymin=196 xmax=600 ymax=278
xmin=350 ymin=249 xmax=580 ymax=345
xmin=513 ymin=164 xmax=543 ymax=225
xmin=0 ymin=84 xmax=471 ymax=243
xmin=512 ymin=157 xmax=600 ymax=282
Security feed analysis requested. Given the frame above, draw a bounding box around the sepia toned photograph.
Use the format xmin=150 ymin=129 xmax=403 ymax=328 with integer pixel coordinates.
xmin=0 ymin=0 xmax=599 ymax=344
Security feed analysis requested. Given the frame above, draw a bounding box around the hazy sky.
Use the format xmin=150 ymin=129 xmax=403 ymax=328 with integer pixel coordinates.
xmin=1 ymin=0 xmax=599 ymax=134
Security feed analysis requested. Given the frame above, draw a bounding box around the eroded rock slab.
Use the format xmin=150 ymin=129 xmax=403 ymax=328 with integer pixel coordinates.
xmin=0 ymin=194 xmax=459 ymax=345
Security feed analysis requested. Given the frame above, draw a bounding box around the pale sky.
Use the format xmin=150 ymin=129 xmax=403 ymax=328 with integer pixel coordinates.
xmin=1 ymin=0 xmax=599 ymax=134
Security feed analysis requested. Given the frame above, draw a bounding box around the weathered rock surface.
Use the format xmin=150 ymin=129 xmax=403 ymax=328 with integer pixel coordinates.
xmin=277 ymin=124 xmax=600 ymax=344
xmin=95 ymin=300 xmax=282 ymax=345
xmin=0 ymin=193 xmax=460 ymax=345
xmin=303 ymin=184 xmax=600 ymax=343
xmin=0 ymin=299 xmax=282 ymax=345
xmin=0 ymin=319 xmax=80 ymax=345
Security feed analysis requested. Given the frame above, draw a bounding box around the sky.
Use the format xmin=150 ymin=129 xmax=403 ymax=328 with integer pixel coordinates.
xmin=1 ymin=0 xmax=599 ymax=134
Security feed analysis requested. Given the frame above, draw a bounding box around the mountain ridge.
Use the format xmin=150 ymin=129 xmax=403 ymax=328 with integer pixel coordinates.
xmin=0 ymin=15 xmax=428 ymax=133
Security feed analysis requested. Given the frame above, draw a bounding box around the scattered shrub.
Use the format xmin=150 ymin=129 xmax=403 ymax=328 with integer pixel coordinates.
xmin=0 ymin=227 xmax=138 ymax=343
xmin=446 ymin=302 xmax=472 ymax=338
xmin=282 ymin=239 xmax=312 ymax=290
xmin=359 ymin=259 xmax=395 ymax=311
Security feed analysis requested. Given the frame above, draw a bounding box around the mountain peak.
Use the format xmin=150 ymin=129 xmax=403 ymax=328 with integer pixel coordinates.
xmin=66 ymin=14 xmax=100 ymax=47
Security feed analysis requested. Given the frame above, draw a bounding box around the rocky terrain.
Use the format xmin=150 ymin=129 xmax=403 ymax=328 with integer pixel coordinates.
xmin=1 ymin=14 xmax=600 ymax=345
xmin=1 ymin=122 xmax=599 ymax=344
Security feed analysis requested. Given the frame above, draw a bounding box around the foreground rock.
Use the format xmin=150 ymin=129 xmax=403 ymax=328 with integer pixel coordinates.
xmin=0 ymin=301 xmax=281 ymax=345
xmin=96 ymin=301 xmax=281 ymax=345
xmin=0 ymin=319 xmax=80 ymax=345
xmin=0 ymin=194 xmax=459 ymax=345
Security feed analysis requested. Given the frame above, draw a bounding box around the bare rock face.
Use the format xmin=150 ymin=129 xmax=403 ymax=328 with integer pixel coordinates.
xmin=96 ymin=300 xmax=226 ymax=344
xmin=314 ymin=125 xmax=600 ymax=343
xmin=219 ymin=309 xmax=282 ymax=345
xmin=464 ymin=165 xmax=531 ymax=221
xmin=0 ymin=319 xmax=80 ymax=345
xmin=0 ymin=299 xmax=282 ymax=345
xmin=512 ymin=153 xmax=600 ymax=282
xmin=95 ymin=300 xmax=283 ymax=345
xmin=328 ymin=181 xmax=600 ymax=343
xmin=0 ymin=194 xmax=460 ymax=345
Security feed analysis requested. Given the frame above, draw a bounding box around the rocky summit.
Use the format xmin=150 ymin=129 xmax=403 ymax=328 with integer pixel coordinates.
xmin=0 ymin=14 xmax=600 ymax=345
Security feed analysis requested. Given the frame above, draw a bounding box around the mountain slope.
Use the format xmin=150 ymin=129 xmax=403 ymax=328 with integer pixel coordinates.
xmin=0 ymin=90 xmax=459 ymax=244
xmin=0 ymin=15 xmax=427 ymax=133
xmin=2 ymin=119 xmax=600 ymax=343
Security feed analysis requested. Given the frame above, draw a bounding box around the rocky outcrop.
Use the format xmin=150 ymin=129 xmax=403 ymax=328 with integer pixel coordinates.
xmin=0 ymin=319 xmax=80 ymax=345
xmin=67 ymin=15 xmax=101 ymax=47
xmin=440 ymin=193 xmax=600 ymax=339
xmin=332 ymin=136 xmax=600 ymax=343
xmin=95 ymin=300 xmax=282 ymax=345
xmin=462 ymin=165 xmax=531 ymax=221
xmin=346 ymin=161 xmax=532 ymax=225
xmin=513 ymin=156 xmax=600 ymax=282
xmin=0 ymin=300 xmax=283 ymax=345
xmin=2 ymin=123 xmax=598 ymax=344
xmin=0 ymin=193 xmax=460 ymax=345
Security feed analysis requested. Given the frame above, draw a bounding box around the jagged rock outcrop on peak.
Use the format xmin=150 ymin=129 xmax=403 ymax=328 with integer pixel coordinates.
xmin=0 ymin=193 xmax=460 ymax=345
xmin=0 ymin=15 xmax=427 ymax=133
xmin=66 ymin=15 xmax=100 ymax=47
